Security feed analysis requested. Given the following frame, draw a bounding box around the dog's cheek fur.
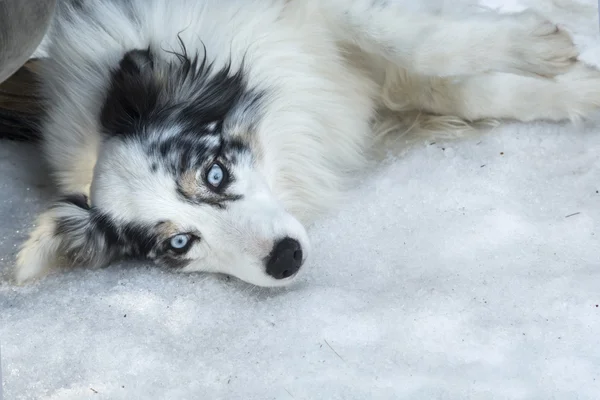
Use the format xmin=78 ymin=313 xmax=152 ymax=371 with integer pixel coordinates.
xmin=15 ymin=194 xmax=119 ymax=284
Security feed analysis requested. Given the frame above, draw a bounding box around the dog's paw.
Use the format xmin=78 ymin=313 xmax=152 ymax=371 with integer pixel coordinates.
xmin=14 ymin=211 xmax=61 ymax=284
xmin=555 ymin=63 xmax=600 ymax=121
xmin=505 ymin=12 xmax=578 ymax=77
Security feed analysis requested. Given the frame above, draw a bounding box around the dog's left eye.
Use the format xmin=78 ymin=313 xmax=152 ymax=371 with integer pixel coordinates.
xmin=206 ymin=162 xmax=228 ymax=189
xmin=167 ymin=234 xmax=195 ymax=254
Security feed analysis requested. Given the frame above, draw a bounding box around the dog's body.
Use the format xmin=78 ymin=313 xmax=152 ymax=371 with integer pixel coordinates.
xmin=11 ymin=0 xmax=600 ymax=286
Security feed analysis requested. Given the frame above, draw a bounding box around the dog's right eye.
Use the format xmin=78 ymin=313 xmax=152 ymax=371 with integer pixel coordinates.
xmin=205 ymin=162 xmax=229 ymax=190
xmin=167 ymin=233 xmax=195 ymax=254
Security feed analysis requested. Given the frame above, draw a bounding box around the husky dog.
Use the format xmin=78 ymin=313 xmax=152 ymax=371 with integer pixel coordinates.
xmin=8 ymin=0 xmax=600 ymax=287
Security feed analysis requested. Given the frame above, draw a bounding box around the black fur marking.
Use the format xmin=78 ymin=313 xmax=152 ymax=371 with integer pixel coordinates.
xmin=52 ymin=197 xmax=165 ymax=267
xmin=91 ymin=213 xmax=160 ymax=257
xmin=100 ymin=46 xmax=256 ymax=139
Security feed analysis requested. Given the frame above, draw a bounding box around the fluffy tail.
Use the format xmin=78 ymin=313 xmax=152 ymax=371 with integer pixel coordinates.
xmin=0 ymin=59 xmax=44 ymax=141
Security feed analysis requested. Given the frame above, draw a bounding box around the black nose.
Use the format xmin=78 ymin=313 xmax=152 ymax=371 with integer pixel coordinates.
xmin=266 ymin=237 xmax=303 ymax=280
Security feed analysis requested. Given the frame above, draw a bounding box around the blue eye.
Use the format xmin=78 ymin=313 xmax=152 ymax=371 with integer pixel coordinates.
xmin=206 ymin=162 xmax=227 ymax=189
xmin=169 ymin=234 xmax=192 ymax=253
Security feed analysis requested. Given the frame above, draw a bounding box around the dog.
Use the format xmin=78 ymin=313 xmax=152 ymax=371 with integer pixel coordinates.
xmin=6 ymin=0 xmax=600 ymax=287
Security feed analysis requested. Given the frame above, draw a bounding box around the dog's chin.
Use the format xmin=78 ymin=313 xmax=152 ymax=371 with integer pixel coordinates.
xmin=220 ymin=268 xmax=302 ymax=288
xmin=181 ymin=262 xmax=301 ymax=288
xmin=241 ymin=273 xmax=301 ymax=288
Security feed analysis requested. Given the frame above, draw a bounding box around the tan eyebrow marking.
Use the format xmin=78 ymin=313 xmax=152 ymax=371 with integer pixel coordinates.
xmin=177 ymin=170 xmax=199 ymax=199
xmin=155 ymin=221 xmax=180 ymax=237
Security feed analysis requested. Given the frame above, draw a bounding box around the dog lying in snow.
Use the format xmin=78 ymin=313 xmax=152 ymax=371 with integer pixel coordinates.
xmin=6 ymin=0 xmax=600 ymax=287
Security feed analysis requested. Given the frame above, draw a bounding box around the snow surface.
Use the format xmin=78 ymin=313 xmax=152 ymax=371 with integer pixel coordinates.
xmin=1 ymin=1 xmax=600 ymax=399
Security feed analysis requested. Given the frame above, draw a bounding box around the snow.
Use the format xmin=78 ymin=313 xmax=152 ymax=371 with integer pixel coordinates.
xmin=2 ymin=1 xmax=600 ymax=399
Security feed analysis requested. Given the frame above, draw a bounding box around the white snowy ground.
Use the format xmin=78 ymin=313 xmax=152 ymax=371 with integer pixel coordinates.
xmin=1 ymin=1 xmax=600 ymax=399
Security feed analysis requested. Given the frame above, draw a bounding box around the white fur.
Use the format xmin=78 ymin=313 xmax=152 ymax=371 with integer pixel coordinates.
xmin=14 ymin=0 xmax=600 ymax=286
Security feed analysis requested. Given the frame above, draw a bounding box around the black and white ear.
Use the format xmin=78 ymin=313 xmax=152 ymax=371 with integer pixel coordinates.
xmin=14 ymin=194 xmax=117 ymax=284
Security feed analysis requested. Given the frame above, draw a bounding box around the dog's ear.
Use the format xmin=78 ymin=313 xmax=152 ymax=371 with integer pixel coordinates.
xmin=14 ymin=194 xmax=119 ymax=284
xmin=119 ymin=48 xmax=155 ymax=76
xmin=100 ymin=48 xmax=160 ymax=135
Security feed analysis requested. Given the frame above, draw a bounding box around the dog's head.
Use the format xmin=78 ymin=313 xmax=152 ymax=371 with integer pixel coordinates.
xmin=16 ymin=48 xmax=310 ymax=287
